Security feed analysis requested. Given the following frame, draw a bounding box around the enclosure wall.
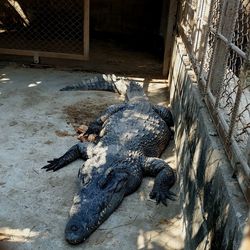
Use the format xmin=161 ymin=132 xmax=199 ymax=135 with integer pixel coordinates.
xmin=169 ymin=38 xmax=248 ymax=249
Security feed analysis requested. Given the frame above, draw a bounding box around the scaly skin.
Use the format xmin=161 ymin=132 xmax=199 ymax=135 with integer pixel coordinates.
xmin=42 ymin=80 xmax=176 ymax=244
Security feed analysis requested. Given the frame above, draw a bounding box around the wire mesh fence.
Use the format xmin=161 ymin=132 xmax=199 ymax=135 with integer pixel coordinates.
xmin=178 ymin=0 xmax=250 ymax=201
xmin=0 ymin=0 xmax=89 ymax=60
xmin=201 ymin=0 xmax=221 ymax=81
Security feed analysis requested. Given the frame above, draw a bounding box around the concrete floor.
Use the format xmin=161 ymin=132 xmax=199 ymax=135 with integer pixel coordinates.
xmin=0 ymin=64 xmax=184 ymax=250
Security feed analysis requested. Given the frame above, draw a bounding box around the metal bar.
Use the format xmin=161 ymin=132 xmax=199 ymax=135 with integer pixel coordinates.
xmin=227 ymin=49 xmax=250 ymax=140
xmin=0 ymin=48 xmax=87 ymax=60
xmin=83 ymin=0 xmax=90 ymax=60
xmin=198 ymin=0 xmax=216 ymax=81
xmin=163 ymin=0 xmax=178 ymax=76
xmin=227 ymin=82 xmax=242 ymax=140
xmin=207 ymin=0 xmax=240 ymax=107
xmin=193 ymin=0 xmax=208 ymax=64
xmin=210 ymin=27 xmax=247 ymax=60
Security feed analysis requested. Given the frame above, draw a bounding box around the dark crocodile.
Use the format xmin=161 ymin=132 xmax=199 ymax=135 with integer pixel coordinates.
xmin=42 ymin=77 xmax=176 ymax=244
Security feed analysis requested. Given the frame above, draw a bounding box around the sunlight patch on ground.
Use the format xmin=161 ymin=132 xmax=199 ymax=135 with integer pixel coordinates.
xmin=0 ymin=227 xmax=40 ymax=243
xmin=28 ymin=81 xmax=42 ymax=87
xmin=0 ymin=74 xmax=10 ymax=84
xmin=0 ymin=78 xmax=10 ymax=81
xmin=127 ymin=77 xmax=145 ymax=82
xmin=116 ymin=75 xmax=168 ymax=85
xmin=137 ymin=217 xmax=184 ymax=250
xmin=151 ymin=79 xmax=168 ymax=83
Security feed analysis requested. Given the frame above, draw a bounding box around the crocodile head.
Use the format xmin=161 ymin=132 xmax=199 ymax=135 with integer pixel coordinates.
xmin=64 ymin=167 xmax=128 ymax=244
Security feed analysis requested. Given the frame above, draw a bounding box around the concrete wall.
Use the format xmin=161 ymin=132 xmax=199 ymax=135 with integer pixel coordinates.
xmin=169 ymin=38 xmax=248 ymax=249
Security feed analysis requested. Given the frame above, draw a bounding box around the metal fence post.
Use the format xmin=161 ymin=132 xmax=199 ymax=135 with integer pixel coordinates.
xmin=206 ymin=0 xmax=240 ymax=106
xmin=83 ymin=0 xmax=90 ymax=60
xmin=228 ymin=53 xmax=250 ymax=141
xmin=163 ymin=0 xmax=178 ymax=76
xmin=198 ymin=0 xmax=215 ymax=91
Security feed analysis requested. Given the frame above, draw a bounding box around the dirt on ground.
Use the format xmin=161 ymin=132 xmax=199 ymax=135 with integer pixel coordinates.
xmin=63 ymin=98 xmax=122 ymax=130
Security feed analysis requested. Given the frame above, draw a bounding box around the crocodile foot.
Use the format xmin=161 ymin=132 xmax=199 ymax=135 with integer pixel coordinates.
xmin=149 ymin=167 xmax=177 ymax=206
xmin=42 ymin=158 xmax=65 ymax=172
xmin=149 ymin=188 xmax=176 ymax=206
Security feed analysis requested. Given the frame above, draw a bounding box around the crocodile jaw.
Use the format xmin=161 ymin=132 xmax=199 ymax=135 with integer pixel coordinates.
xmin=64 ymin=180 xmax=127 ymax=244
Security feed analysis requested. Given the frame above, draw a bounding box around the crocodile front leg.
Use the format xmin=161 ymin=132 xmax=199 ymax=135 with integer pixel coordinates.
xmin=85 ymin=104 xmax=126 ymax=136
xmin=142 ymin=157 xmax=176 ymax=206
xmin=152 ymin=105 xmax=174 ymax=127
xmin=42 ymin=142 xmax=92 ymax=172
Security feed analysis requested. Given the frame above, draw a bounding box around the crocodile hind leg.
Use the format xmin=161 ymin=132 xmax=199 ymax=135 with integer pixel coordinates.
xmin=42 ymin=142 xmax=92 ymax=172
xmin=142 ymin=157 xmax=176 ymax=206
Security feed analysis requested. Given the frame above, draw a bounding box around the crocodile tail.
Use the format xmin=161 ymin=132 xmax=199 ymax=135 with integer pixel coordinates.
xmin=125 ymin=80 xmax=145 ymax=100
xmin=60 ymin=74 xmax=120 ymax=93
xmin=60 ymin=75 xmax=145 ymax=99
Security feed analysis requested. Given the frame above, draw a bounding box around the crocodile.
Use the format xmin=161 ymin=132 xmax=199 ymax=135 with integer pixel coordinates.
xmin=42 ymin=76 xmax=176 ymax=245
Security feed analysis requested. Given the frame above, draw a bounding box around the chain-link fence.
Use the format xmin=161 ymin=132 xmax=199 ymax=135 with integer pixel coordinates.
xmin=0 ymin=0 xmax=89 ymax=60
xmin=178 ymin=0 xmax=250 ymax=201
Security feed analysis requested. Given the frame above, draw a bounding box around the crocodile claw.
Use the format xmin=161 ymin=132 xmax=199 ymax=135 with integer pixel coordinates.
xmin=42 ymin=158 xmax=63 ymax=172
xmin=84 ymin=121 xmax=102 ymax=137
xmin=149 ymin=189 xmax=177 ymax=206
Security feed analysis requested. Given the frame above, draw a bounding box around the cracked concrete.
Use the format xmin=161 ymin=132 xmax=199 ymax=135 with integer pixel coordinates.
xmin=0 ymin=64 xmax=184 ymax=250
